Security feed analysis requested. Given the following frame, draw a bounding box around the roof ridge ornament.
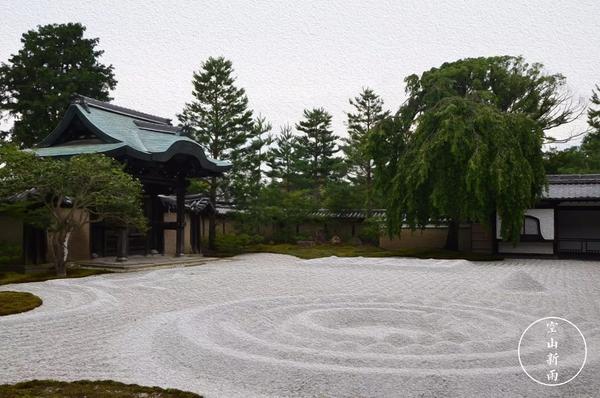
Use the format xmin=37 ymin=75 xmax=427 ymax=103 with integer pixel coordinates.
xmin=71 ymin=93 xmax=90 ymax=113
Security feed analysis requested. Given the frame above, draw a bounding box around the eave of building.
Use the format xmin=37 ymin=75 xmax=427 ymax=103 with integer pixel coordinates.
xmin=29 ymin=95 xmax=231 ymax=176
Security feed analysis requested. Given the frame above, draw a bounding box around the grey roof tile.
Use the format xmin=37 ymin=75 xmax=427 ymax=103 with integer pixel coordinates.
xmin=32 ymin=97 xmax=231 ymax=173
xmin=544 ymin=174 xmax=600 ymax=200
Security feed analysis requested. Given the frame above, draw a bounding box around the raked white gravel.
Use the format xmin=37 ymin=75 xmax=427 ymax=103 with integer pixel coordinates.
xmin=1 ymin=253 xmax=600 ymax=397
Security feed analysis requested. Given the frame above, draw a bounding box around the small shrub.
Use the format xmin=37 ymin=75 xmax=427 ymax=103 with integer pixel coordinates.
xmin=292 ymin=233 xmax=312 ymax=243
xmin=358 ymin=217 xmax=383 ymax=245
xmin=0 ymin=241 xmax=21 ymax=265
xmin=215 ymin=233 xmax=264 ymax=254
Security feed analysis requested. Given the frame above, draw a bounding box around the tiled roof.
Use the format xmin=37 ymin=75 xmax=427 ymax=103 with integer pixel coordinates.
xmin=30 ymin=143 xmax=125 ymax=157
xmin=545 ymin=174 xmax=600 ymax=200
xmin=309 ymin=209 xmax=387 ymax=219
xmin=158 ymin=194 xmax=235 ymax=215
xmin=31 ymin=95 xmax=231 ymax=174
xmin=76 ymin=95 xmax=172 ymax=124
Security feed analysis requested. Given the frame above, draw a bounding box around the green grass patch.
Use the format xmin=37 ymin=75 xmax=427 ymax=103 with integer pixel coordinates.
xmin=242 ymin=243 xmax=503 ymax=261
xmin=0 ymin=268 xmax=109 ymax=286
xmin=0 ymin=291 xmax=42 ymax=316
xmin=0 ymin=380 xmax=202 ymax=397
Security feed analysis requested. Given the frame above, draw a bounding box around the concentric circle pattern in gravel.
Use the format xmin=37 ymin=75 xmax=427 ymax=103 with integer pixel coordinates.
xmin=1 ymin=253 xmax=599 ymax=397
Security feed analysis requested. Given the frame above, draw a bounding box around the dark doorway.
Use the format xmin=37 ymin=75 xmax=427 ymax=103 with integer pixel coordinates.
xmin=557 ymin=208 xmax=600 ymax=255
xmin=90 ymin=195 xmax=165 ymax=257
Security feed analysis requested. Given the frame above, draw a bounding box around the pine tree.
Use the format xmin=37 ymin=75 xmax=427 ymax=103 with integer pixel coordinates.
xmin=344 ymin=88 xmax=389 ymax=213
xmin=230 ymin=115 xmax=272 ymax=207
xmin=0 ymin=23 xmax=117 ymax=147
xmin=267 ymin=124 xmax=302 ymax=192
xmin=580 ymin=85 xmax=600 ymax=171
xmin=542 ymin=85 xmax=600 ymax=174
xmin=178 ymin=56 xmax=254 ymax=250
xmin=588 ymin=85 xmax=600 ymax=132
xmin=295 ymin=108 xmax=341 ymax=199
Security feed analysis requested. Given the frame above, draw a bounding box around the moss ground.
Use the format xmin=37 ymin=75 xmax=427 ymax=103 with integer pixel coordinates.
xmin=0 ymin=380 xmax=202 ymax=398
xmin=0 ymin=291 xmax=43 ymax=316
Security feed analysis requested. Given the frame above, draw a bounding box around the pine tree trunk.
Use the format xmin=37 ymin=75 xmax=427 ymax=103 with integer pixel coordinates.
xmin=314 ymin=154 xmax=320 ymax=201
xmin=366 ymin=164 xmax=372 ymax=217
xmin=208 ymin=176 xmax=218 ymax=251
xmin=445 ymin=220 xmax=459 ymax=251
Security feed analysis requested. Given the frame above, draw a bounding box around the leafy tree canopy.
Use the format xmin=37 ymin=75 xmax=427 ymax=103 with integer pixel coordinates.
xmin=0 ymin=146 xmax=146 ymax=275
xmin=235 ymin=186 xmax=316 ymax=243
xmin=543 ymin=147 xmax=588 ymax=174
xmin=372 ymin=56 xmax=575 ymax=246
xmin=0 ymin=23 xmax=116 ymax=147
xmin=322 ymin=181 xmax=365 ymax=212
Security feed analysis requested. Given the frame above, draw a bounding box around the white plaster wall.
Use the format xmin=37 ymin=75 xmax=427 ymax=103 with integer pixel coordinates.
xmin=496 ymin=208 xmax=554 ymax=240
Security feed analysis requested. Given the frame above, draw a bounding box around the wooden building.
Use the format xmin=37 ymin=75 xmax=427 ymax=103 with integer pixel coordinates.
xmin=8 ymin=95 xmax=230 ymax=264
xmin=496 ymin=174 xmax=600 ymax=256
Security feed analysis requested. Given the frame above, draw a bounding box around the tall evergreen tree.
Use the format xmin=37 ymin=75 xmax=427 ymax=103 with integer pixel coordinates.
xmin=580 ymin=85 xmax=600 ymax=171
xmin=588 ymin=85 xmax=600 ymax=132
xmin=295 ymin=108 xmax=341 ymax=199
xmin=542 ymin=85 xmax=600 ymax=174
xmin=0 ymin=23 xmax=116 ymax=147
xmin=178 ymin=56 xmax=254 ymax=250
xmin=267 ymin=124 xmax=302 ymax=192
xmin=344 ymin=88 xmax=390 ymax=212
xmin=230 ymin=115 xmax=272 ymax=207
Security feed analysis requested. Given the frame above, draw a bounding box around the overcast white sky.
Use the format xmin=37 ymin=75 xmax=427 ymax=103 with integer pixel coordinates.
xmin=1 ymin=0 xmax=599 ymax=146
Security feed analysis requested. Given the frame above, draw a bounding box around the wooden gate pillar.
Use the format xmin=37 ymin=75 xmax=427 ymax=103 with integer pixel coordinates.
xmin=175 ymin=174 xmax=186 ymax=257
xmin=116 ymin=227 xmax=128 ymax=262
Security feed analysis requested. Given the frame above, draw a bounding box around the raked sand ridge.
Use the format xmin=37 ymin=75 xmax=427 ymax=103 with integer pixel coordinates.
xmin=1 ymin=253 xmax=599 ymax=397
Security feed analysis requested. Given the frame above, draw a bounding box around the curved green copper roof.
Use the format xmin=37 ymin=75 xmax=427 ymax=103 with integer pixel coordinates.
xmin=33 ymin=96 xmax=231 ymax=174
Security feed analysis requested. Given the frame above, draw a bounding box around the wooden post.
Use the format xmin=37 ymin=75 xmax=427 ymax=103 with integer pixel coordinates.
xmin=553 ymin=206 xmax=559 ymax=257
xmin=190 ymin=215 xmax=201 ymax=254
xmin=22 ymin=224 xmax=32 ymax=266
xmin=116 ymin=227 xmax=128 ymax=262
xmin=175 ymin=174 xmax=185 ymax=257
xmin=199 ymin=215 xmax=204 ymax=254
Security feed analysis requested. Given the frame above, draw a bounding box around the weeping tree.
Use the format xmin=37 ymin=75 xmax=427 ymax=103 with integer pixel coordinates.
xmin=371 ymin=56 xmax=579 ymax=250
xmin=0 ymin=147 xmax=146 ymax=276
